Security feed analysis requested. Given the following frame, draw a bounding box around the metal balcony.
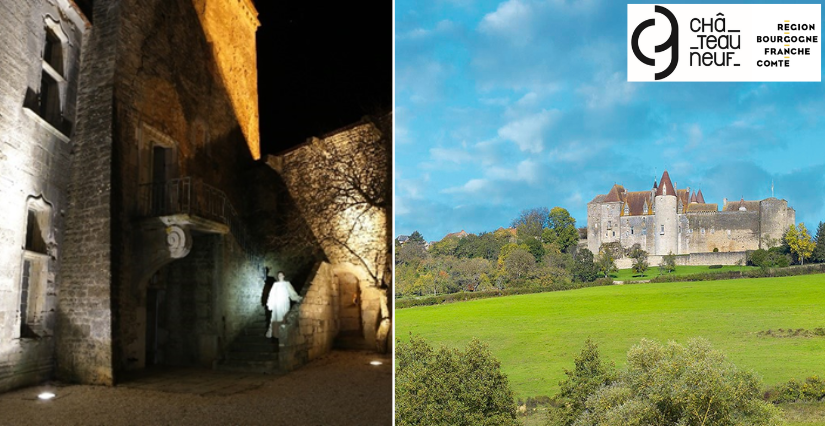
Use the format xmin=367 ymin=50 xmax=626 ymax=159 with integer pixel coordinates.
xmin=136 ymin=177 xmax=248 ymax=250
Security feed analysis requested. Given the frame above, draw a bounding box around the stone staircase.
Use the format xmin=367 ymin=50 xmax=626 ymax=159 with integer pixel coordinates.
xmin=215 ymin=313 xmax=281 ymax=373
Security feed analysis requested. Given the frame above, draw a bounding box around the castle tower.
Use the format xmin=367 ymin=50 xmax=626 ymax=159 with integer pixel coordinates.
xmin=654 ymin=171 xmax=678 ymax=255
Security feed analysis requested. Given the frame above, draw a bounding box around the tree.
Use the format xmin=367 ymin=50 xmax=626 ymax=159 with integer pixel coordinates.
xmin=408 ymin=230 xmax=425 ymax=245
xmin=572 ymin=248 xmax=599 ymax=282
xmin=628 ymin=244 xmax=648 ymax=276
xmin=544 ymin=207 xmax=579 ymax=253
xmin=503 ymin=248 xmax=535 ymax=281
xmin=547 ymin=340 xmax=617 ymax=426
xmin=512 ymin=207 xmax=550 ymax=242
xmin=274 ymin=114 xmax=391 ymax=287
xmin=813 ymin=222 xmax=825 ymax=263
xmin=659 ymin=251 xmax=676 ymax=274
xmin=396 ymin=335 xmax=519 ymax=426
xmin=596 ymin=248 xmax=618 ymax=278
xmin=396 ymin=238 xmax=427 ymax=266
xmin=785 ymin=223 xmax=816 ymax=265
xmin=570 ymin=338 xmax=782 ymax=426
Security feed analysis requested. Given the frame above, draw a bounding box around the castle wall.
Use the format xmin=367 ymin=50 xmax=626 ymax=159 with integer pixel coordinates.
xmin=759 ymin=198 xmax=795 ymax=246
xmin=279 ymin=261 xmax=341 ymax=371
xmin=110 ymin=0 xmax=265 ymax=375
xmin=0 ymin=0 xmax=87 ymax=391
xmin=616 ymin=215 xmax=654 ymax=253
xmin=615 ymin=251 xmax=746 ymax=270
xmin=686 ymin=211 xmax=759 ymax=253
xmin=588 ymin=202 xmax=621 ymax=254
xmin=55 ymin=0 xmax=118 ymax=386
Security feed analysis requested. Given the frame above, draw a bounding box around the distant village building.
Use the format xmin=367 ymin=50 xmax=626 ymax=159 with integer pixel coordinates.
xmin=587 ymin=171 xmax=795 ymax=258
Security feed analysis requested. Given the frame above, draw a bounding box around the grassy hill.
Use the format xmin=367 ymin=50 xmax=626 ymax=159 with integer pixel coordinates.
xmin=396 ymin=274 xmax=825 ymax=401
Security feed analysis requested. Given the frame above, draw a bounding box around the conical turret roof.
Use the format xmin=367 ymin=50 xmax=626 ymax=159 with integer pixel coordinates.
xmin=655 ymin=170 xmax=677 ymax=196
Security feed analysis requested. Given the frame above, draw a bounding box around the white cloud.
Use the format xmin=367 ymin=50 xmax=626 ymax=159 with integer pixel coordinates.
xmin=498 ymin=109 xmax=559 ymax=153
xmin=430 ymin=147 xmax=474 ymax=164
xmin=577 ymin=71 xmax=635 ymax=109
xmin=442 ymin=178 xmax=490 ymax=194
xmin=399 ymin=20 xmax=456 ymax=40
xmin=478 ymin=0 xmax=535 ymax=45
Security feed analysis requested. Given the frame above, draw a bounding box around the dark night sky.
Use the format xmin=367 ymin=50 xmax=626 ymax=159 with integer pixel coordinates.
xmin=253 ymin=1 xmax=392 ymax=155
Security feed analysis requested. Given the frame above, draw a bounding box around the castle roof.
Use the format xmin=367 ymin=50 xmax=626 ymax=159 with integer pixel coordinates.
xmin=656 ymin=171 xmax=677 ymax=196
xmin=677 ymin=188 xmax=690 ymax=206
xmin=723 ymin=199 xmax=759 ymax=212
xmin=685 ymin=203 xmax=718 ymax=212
xmin=689 ymin=190 xmax=698 ymax=203
xmin=604 ymin=184 xmax=626 ymax=202
xmin=696 ymin=189 xmax=706 ymax=203
xmin=623 ymin=191 xmax=653 ymax=215
xmin=590 ymin=194 xmax=607 ymax=203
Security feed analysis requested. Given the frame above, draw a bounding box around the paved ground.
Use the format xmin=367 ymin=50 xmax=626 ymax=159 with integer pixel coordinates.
xmin=0 ymin=350 xmax=392 ymax=426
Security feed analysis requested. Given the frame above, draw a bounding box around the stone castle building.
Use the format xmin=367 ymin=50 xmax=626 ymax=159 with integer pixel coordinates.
xmin=0 ymin=0 xmax=389 ymax=393
xmin=587 ymin=171 xmax=796 ymax=259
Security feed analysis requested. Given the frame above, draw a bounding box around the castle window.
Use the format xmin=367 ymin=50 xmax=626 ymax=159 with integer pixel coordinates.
xmin=631 ymin=228 xmax=634 ymax=235
xmin=607 ymin=221 xmax=612 ymax=230
xmin=701 ymin=228 xmax=705 ymax=235
xmin=642 ymin=228 xmax=647 ymax=235
xmin=711 ymin=228 xmax=715 ymax=234
xmin=612 ymin=231 xmax=615 ymax=237
xmin=660 ymin=225 xmax=664 ymax=235
xmin=624 ymin=205 xmax=629 ymax=215
xmin=24 ymin=17 xmax=72 ymax=139
xmin=20 ymin=197 xmax=54 ymax=338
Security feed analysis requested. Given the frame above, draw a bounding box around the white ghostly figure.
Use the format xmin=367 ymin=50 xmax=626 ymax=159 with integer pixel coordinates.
xmin=265 ymin=271 xmax=303 ymax=338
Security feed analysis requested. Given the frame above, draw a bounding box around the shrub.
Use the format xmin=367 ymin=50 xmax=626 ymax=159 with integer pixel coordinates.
xmin=709 ymin=264 xmax=723 ymax=269
xmin=771 ymin=375 xmax=825 ymax=403
xmin=396 ymin=335 xmax=519 ymax=426
xmin=559 ymin=338 xmax=782 ymax=426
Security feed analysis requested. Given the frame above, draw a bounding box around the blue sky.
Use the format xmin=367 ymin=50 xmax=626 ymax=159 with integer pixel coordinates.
xmin=395 ymin=0 xmax=825 ymax=242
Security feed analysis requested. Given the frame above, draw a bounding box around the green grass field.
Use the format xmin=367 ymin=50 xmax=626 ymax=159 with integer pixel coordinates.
xmin=610 ymin=264 xmax=758 ymax=281
xmin=396 ymin=274 xmax=825 ymax=401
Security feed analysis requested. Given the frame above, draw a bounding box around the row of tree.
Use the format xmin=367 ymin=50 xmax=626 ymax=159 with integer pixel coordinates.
xmin=397 ymin=213 xmax=825 ymax=297
xmin=395 ymin=207 xmax=608 ymax=297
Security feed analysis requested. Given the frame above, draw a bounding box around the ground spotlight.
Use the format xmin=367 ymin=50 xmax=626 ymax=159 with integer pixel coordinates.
xmin=370 ymin=360 xmax=383 ymax=366
xmin=38 ymin=392 xmax=56 ymax=400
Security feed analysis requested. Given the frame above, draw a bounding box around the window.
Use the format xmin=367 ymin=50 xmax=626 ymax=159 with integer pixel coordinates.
xmin=642 ymin=228 xmax=647 ymax=235
xmin=631 ymin=228 xmax=634 ymax=235
xmin=24 ymin=17 xmax=72 ymax=136
xmin=20 ymin=197 xmax=53 ymax=338
xmin=660 ymin=225 xmax=665 ymax=235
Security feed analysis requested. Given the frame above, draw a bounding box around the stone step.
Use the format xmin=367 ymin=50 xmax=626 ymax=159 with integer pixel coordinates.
xmin=226 ymin=351 xmax=279 ymax=361
xmin=228 ymin=341 xmax=276 ymax=353
xmin=215 ymin=358 xmax=281 ymax=374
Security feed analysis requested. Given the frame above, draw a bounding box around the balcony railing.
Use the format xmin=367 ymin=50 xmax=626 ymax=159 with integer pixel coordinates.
xmin=137 ymin=177 xmax=248 ymax=250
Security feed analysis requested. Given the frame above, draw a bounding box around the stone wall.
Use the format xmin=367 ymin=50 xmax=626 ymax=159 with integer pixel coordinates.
xmin=615 ymin=251 xmax=747 ymax=270
xmin=110 ymin=0 xmax=264 ymax=376
xmin=50 ymin=0 xmax=118 ymax=387
xmin=686 ymin=211 xmax=759 ymax=253
xmin=279 ymin=261 xmax=339 ymax=371
xmin=0 ymin=0 xmax=86 ymax=392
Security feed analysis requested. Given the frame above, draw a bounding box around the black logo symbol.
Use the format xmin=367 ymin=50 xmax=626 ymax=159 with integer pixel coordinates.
xmin=631 ymin=5 xmax=679 ymax=80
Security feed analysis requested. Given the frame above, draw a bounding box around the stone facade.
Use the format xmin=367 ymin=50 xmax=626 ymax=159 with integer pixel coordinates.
xmin=267 ymin=117 xmax=392 ymax=356
xmin=0 ymin=0 xmax=90 ymax=392
xmin=0 ymin=0 xmax=360 ymax=394
xmin=587 ymin=171 xmax=796 ymax=259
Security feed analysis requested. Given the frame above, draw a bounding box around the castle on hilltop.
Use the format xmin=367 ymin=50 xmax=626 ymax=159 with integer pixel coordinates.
xmin=587 ymin=171 xmax=795 ymax=257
